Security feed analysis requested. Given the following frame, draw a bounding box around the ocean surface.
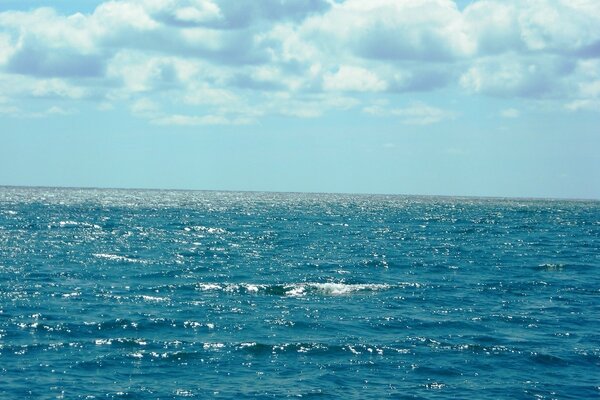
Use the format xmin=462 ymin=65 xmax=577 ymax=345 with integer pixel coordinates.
xmin=0 ymin=187 xmax=598 ymax=399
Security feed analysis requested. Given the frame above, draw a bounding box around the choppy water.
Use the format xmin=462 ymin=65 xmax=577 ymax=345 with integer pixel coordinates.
xmin=0 ymin=187 xmax=598 ymax=399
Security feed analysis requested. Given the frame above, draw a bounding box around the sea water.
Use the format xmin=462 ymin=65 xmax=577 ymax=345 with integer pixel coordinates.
xmin=0 ymin=187 xmax=598 ymax=399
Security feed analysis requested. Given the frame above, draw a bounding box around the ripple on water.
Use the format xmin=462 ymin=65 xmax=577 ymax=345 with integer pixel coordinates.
xmin=0 ymin=188 xmax=598 ymax=399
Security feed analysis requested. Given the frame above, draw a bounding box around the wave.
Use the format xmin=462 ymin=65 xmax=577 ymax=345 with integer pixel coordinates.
xmin=183 ymin=225 xmax=226 ymax=234
xmin=97 ymin=341 xmax=397 ymax=360
xmin=53 ymin=220 xmax=102 ymax=229
xmin=195 ymin=282 xmax=417 ymax=297
xmin=0 ymin=337 xmax=563 ymax=362
xmin=92 ymin=253 xmax=147 ymax=264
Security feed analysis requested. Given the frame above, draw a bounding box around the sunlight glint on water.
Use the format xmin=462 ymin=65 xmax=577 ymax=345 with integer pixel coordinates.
xmin=0 ymin=187 xmax=598 ymax=398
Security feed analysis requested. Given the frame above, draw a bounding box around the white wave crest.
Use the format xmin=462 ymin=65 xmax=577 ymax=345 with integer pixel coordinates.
xmin=56 ymin=220 xmax=101 ymax=229
xmin=93 ymin=253 xmax=145 ymax=263
xmin=140 ymin=295 xmax=169 ymax=302
xmin=183 ymin=226 xmax=226 ymax=234
xmin=195 ymin=282 xmax=401 ymax=297
xmin=285 ymin=283 xmax=391 ymax=297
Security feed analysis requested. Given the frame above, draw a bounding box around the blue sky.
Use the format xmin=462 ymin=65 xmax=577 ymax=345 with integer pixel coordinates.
xmin=0 ymin=0 xmax=599 ymax=199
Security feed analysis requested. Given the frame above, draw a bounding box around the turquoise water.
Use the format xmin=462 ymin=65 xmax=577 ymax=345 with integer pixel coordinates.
xmin=0 ymin=187 xmax=598 ymax=399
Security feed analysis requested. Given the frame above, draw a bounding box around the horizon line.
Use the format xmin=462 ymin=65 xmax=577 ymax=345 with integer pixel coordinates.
xmin=1 ymin=184 xmax=598 ymax=202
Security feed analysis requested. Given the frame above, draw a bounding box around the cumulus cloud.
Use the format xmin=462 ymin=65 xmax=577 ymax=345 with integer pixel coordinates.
xmin=459 ymin=54 xmax=575 ymax=97
xmin=156 ymin=0 xmax=223 ymax=26
xmin=153 ymin=0 xmax=330 ymax=29
xmin=303 ymin=0 xmax=473 ymax=61
xmin=323 ymin=65 xmax=387 ymax=92
xmin=0 ymin=8 xmax=104 ymax=78
xmin=565 ymin=59 xmax=600 ymax=111
xmin=0 ymin=33 xmax=16 ymax=66
xmin=462 ymin=0 xmax=600 ymax=55
xmin=7 ymin=44 xmax=105 ymax=78
xmin=0 ymin=0 xmax=599 ymax=123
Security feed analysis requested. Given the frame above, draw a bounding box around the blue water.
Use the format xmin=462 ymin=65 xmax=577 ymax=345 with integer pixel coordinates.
xmin=0 ymin=187 xmax=598 ymax=399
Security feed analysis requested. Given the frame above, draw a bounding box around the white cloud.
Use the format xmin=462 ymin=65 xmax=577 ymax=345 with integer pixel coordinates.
xmin=32 ymin=79 xmax=88 ymax=99
xmin=517 ymin=1 xmax=600 ymax=52
xmin=172 ymin=2 xmax=222 ymax=24
xmin=0 ymin=8 xmax=103 ymax=78
xmin=463 ymin=1 xmax=521 ymax=54
xmin=500 ymin=108 xmax=520 ymax=118
xmin=0 ymin=103 xmax=20 ymax=116
xmin=105 ymin=52 xmax=207 ymax=100
xmin=183 ymin=84 xmax=239 ymax=106
xmin=462 ymin=0 xmax=600 ymax=54
xmin=459 ymin=55 xmax=572 ymax=98
xmin=131 ymin=98 xmax=159 ymax=117
xmin=45 ymin=106 xmax=73 ymax=115
xmin=258 ymin=92 xmax=359 ymax=119
xmin=303 ymin=0 xmax=474 ymax=61
xmin=1 ymin=0 xmax=600 ymax=122
xmin=0 ymin=8 xmax=96 ymax=53
xmin=323 ymin=65 xmax=387 ymax=92
xmin=364 ymin=101 xmax=455 ymax=125
xmin=0 ymin=101 xmax=74 ymax=118
xmin=562 ymin=59 xmax=600 ymax=110
xmin=579 ymin=80 xmax=600 ymax=98
xmin=391 ymin=103 xmax=456 ymax=125
xmin=0 ymin=74 xmax=88 ymax=100
xmin=0 ymin=33 xmax=16 ymax=66
xmin=565 ymin=99 xmax=600 ymax=112
xmin=93 ymin=1 xmax=159 ymax=31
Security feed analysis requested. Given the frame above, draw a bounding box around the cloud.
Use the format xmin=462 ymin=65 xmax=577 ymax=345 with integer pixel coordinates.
xmin=463 ymin=1 xmax=600 ymax=55
xmin=0 ymin=74 xmax=88 ymax=100
xmin=565 ymin=59 xmax=600 ymax=110
xmin=391 ymin=103 xmax=456 ymax=125
xmin=271 ymin=93 xmax=360 ymax=118
xmin=0 ymin=33 xmax=16 ymax=66
xmin=364 ymin=101 xmax=456 ymax=125
xmin=0 ymin=8 xmax=104 ymax=78
xmin=564 ymin=99 xmax=600 ymax=111
xmin=131 ymin=98 xmax=160 ymax=117
xmin=500 ymin=108 xmax=520 ymax=118
xmin=213 ymin=0 xmax=331 ymax=28
xmin=155 ymin=0 xmax=223 ymax=27
xmin=517 ymin=1 xmax=600 ymax=53
xmin=183 ymin=84 xmax=239 ymax=106
xmin=153 ymin=0 xmax=330 ymax=29
xmin=0 ymin=0 xmax=600 ymax=123
xmin=459 ymin=55 xmax=575 ymax=98
xmin=462 ymin=2 xmax=521 ymax=54
xmin=303 ymin=0 xmax=473 ymax=62
xmin=323 ymin=65 xmax=387 ymax=92
xmin=106 ymin=52 xmax=190 ymax=94
xmin=0 ymin=101 xmax=74 ymax=118
xmin=7 ymin=43 xmax=105 ymax=78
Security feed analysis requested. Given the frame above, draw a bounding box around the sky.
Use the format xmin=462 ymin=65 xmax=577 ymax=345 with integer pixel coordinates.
xmin=0 ymin=0 xmax=599 ymax=199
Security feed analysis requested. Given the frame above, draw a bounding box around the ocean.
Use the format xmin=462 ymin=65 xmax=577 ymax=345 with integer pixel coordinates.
xmin=0 ymin=187 xmax=598 ymax=399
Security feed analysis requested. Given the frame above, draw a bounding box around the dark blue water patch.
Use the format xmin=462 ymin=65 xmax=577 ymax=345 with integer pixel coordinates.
xmin=0 ymin=187 xmax=599 ymax=399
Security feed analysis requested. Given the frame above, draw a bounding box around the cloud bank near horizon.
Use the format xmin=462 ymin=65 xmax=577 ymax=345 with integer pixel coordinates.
xmin=1 ymin=0 xmax=599 ymax=126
